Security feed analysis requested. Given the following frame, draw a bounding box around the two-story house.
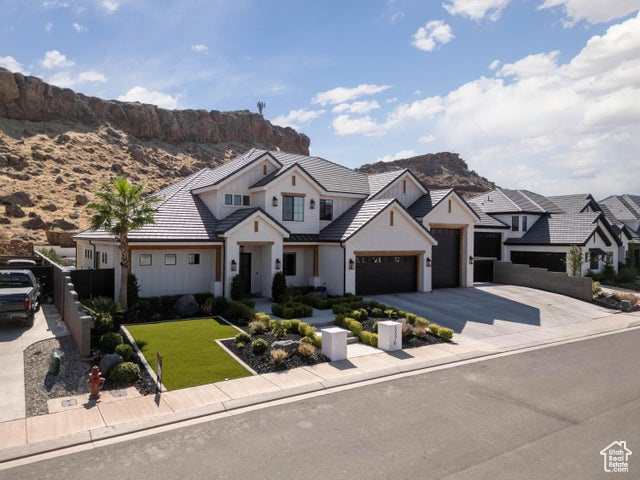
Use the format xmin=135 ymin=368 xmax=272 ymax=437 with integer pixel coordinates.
xmin=599 ymin=194 xmax=640 ymax=270
xmin=74 ymin=149 xmax=479 ymax=299
xmin=470 ymin=188 xmax=622 ymax=278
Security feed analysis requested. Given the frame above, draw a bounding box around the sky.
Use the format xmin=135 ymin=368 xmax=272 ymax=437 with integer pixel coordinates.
xmin=1 ymin=0 xmax=640 ymax=199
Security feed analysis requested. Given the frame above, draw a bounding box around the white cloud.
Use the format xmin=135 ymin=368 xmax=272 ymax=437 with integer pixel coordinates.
xmin=100 ymin=0 xmax=119 ymax=13
xmin=386 ymin=96 xmax=444 ymax=126
xmin=312 ymin=84 xmax=392 ymax=105
xmin=41 ymin=50 xmax=74 ymax=69
xmin=272 ymin=109 xmax=326 ymax=129
xmin=418 ymin=135 xmax=435 ymax=144
xmin=497 ymin=51 xmax=560 ymax=79
xmin=44 ymin=21 xmax=53 ymax=32
xmin=48 ymin=70 xmax=106 ymax=88
xmin=443 ymin=0 xmax=510 ymax=21
xmin=489 ymin=59 xmax=500 ymax=70
xmin=332 ymin=100 xmax=380 ymax=114
xmin=0 ymin=56 xmax=25 ymax=73
xmin=412 ymin=20 xmax=453 ymax=52
xmin=538 ymin=0 xmax=640 ymax=26
xmin=390 ymin=11 xmax=405 ymax=24
xmin=72 ymin=22 xmax=87 ymax=32
xmin=385 ymin=97 xmax=398 ymax=104
xmin=117 ymin=86 xmax=179 ymax=109
xmin=191 ymin=44 xmax=208 ymax=52
xmin=332 ymin=115 xmax=386 ymax=136
xmin=377 ymin=149 xmax=417 ymax=162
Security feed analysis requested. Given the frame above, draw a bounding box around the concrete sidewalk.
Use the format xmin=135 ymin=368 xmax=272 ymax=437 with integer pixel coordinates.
xmin=1 ymin=306 xmax=638 ymax=465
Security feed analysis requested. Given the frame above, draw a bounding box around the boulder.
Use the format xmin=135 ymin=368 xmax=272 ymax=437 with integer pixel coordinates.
xmin=49 ymin=218 xmax=78 ymax=231
xmin=271 ymin=339 xmax=301 ymax=355
xmin=5 ymin=204 xmax=25 ymax=218
xmin=75 ymin=194 xmax=89 ymax=206
xmin=22 ymin=217 xmax=47 ymax=230
xmin=173 ymin=294 xmax=200 ymax=317
xmin=0 ymin=191 xmax=33 ymax=207
xmin=41 ymin=203 xmax=58 ymax=212
xmin=99 ymin=354 xmax=123 ymax=376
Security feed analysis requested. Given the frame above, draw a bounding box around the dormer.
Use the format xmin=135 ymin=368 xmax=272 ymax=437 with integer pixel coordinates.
xmin=368 ymin=169 xmax=427 ymax=208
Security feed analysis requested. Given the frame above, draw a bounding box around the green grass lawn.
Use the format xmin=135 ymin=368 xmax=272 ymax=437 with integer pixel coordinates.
xmin=125 ymin=318 xmax=251 ymax=390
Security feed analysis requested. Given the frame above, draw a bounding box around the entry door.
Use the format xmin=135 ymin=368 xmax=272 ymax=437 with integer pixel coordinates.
xmin=239 ymin=253 xmax=251 ymax=293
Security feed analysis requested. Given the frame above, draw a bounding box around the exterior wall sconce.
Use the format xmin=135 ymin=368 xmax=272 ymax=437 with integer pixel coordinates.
xmin=426 ymin=257 xmax=432 ymax=267
xmin=275 ymin=258 xmax=281 ymax=270
xmin=239 ymin=245 xmax=245 ymax=253
xmin=272 ymin=196 xmax=278 ymax=207
xmin=469 ymin=256 xmax=474 ymax=265
xmin=348 ymin=258 xmax=355 ymax=270
xmin=309 ymin=199 xmax=316 ymax=209
xmin=231 ymin=259 xmax=237 ymax=272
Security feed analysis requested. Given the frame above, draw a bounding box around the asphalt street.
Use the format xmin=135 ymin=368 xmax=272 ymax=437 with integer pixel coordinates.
xmin=3 ymin=329 xmax=639 ymax=480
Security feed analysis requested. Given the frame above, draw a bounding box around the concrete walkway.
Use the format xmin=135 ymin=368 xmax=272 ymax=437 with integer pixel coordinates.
xmin=0 ymin=305 xmax=68 ymax=423
xmin=1 ymin=286 xmax=639 ymax=465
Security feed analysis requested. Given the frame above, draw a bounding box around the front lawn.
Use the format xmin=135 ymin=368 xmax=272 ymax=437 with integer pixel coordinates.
xmin=125 ymin=318 xmax=252 ymax=390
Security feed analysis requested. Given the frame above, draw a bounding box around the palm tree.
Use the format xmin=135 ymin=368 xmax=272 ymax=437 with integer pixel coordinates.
xmin=87 ymin=177 xmax=159 ymax=310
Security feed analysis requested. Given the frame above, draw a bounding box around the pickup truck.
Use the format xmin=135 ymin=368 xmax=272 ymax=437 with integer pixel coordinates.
xmin=0 ymin=270 xmax=40 ymax=326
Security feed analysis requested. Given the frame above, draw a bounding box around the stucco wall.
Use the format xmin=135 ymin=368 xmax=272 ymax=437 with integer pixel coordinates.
xmin=318 ymin=244 xmax=344 ymax=295
xmin=494 ymin=261 xmax=592 ymax=302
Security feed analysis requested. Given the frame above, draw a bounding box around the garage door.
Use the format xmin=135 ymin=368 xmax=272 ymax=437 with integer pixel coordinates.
xmin=355 ymin=255 xmax=417 ymax=295
xmin=510 ymin=251 xmax=566 ymax=273
xmin=431 ymin=228 xmax=460 ymax=288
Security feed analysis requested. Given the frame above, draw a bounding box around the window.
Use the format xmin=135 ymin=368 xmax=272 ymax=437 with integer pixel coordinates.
xmin=522 ymin=216 xmax=528 ymax=232
xmin=283 ymin=195 xmax=304 ymax=221
xmin=605 ymin=252 xmax=613 ymax=265
xmin=164 ymin=254 xmax=176 ymax=265
xmin=188 ymin=253 xmax=200 ymax=265
xmin=511 ymin=216 xmax=519 ymax=231
xmin=319 ymin=199 xmax=333 ymax=221
xmin=590 ymin=253 xmax=599 ymax=270
xmin=390 ymin=210 xmax=394 ymax=226
xmin=283 ymin=252 xmax=296 ymax=276
xmin=101 ymin=252 xmax=107 ymax=264
xmin=139 ymin=254 xmax=152 ymax=266
xmin=224 ymin=193 xmax=250 ymax=207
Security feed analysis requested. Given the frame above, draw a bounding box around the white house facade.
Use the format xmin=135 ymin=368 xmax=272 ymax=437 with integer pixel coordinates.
xmin=75 ymin=149 xmax=480 ymax=299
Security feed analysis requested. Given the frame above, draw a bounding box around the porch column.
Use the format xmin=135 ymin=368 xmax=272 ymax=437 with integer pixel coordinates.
xmin=313 ymin=245 xmax=319 ymax=277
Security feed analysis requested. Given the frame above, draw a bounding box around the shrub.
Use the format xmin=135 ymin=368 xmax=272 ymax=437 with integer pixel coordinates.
xmin=109 ymin=362 xmax=140 ymax=384
xmin=272 ymin=302 xmax=312 ymax=319
xmin=359 ymin=331 xmax=378 ymax=347
xmin=414 ymin=317 xmax=429 ymax=328
xmin=302 ymin=295 xmax=330 ymax=309
xmin=251 ymin=338 xmax=269 ymax=355
xmin=39 ymin=246 xmax=63 ymax=264
xmin=269 ymin=319 xmax=288 ymax=338
xmin=405 ymin=313 xmax=417 ymax=324
xmin=370 ymin=307 xmax=383 ymax=318
xmin=249 ymin=314 xmax=270 ymax=334
xmin=114 ymin=343 xmax=133 ymax=361
xmin=297 ymin=342 xmax=316 ymax=358
xmin=235 ymin=332 xmax=251 ymax=344
xmin=127 ymin=273 xmax=140 ymax=309
xmin=83 ymin=296 xmax=123 ymax=318
xmin=618 ymin=266 xmax=637 ymax=283
xmin=271 ymin=272 xmax=287 ymax=302
xmin=592 ymin=280 xmax=602 ymax=297
xmin=343 ymin=317 xmax=363 ymax=337
xmin=230 ymin=274 xmax=245 ymax=301
xmin=384 ymin=309 xmax=395 ymax=319
xmin=239 ymin=298 xmax=255 ymax=308
xmin=437 ymin=327 xmax=454 ymax=340
xmin=99 ymin=332 xmax=124 ymax=353
xmin=429 ymin=323 xmax=440 ymax=335
xmin=349 ymin=309 xmax=362 ymax=321
xmin=93 ymin=313 xmax=114 ymax=336
xmin=298 ymin=322 xmax=316 ymax=338
xmin=224 ymin=301 xmax=255 ymax=324
xmin=270 ymin=348 xmax=288 ymax=365
xmin=212 ymin=296 xmax=229 ymax=315
xmin=413 ymin=325 xmax=428 ymax=337
xmin=310 ymin=334 xmax=322 ymax=349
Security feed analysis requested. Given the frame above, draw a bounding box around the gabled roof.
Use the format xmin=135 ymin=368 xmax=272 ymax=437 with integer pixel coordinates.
xmin=250 ymin=161 xmax=325 ymax=192
xmin=248 ymin=149 xmax=370 ymax=195
xmin=367 ymin=170 xmax=406 ymax=199
xmin=547 ymin=193 xmax=598 ymax=214
xmin=504 ymin=212 xmax=617 ymax=246
xmin=600 ymin=194 xmax=640 ymax=222
xmin=75 ymin=169 xmax=222 ymax=242
xmin=470 ymin=188 xmax=562 ymax=214
xmin=407 ymin=189 xmax=453 ymax=218
xmin=213 ymin=206 xmax=289 ymax=235
xmin=469 ymin=203 xmax=510 ymax=229
xmin=190 ymin=149 xmax=275 ymax=191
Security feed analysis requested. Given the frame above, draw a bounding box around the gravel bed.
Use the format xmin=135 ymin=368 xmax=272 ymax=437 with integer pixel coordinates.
xmin=24 ymin=335 xmax=157 ymax=418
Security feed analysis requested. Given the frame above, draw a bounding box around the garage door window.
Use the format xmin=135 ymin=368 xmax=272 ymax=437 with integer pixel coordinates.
xmin=283 ymin=252 xmax=296 ymax=276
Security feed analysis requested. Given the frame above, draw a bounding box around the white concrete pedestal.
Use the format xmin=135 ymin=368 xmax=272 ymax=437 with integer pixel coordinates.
xmin=377 ymin=321 xmax=402 ymax=352
xmin=321 ymin=327 xmax=348 ymax=361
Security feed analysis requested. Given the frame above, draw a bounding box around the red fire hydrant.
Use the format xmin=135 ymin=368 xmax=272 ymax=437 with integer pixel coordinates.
xmin=87 ymin=366 xmax=105 ymax=399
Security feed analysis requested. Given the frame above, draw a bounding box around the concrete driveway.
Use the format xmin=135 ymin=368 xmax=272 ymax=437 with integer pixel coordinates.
xmin=0 ymin=305 xmax=68 ymax=422
xmin=368 ymin=283 xmax=640 ymax=350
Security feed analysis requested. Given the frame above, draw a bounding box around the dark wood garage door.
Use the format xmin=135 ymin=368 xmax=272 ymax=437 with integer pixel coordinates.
xmin=355 ymin=255 xmax=417 ymax=295
xmin=510 ymin=251 xmax=566 ymax=273
xmin=431 ymin=228 xmax=460 ymax=288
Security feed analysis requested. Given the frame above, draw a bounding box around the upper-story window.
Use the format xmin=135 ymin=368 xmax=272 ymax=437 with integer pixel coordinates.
xmin=319 ymin=199 xmax=333 ymax=221
xmin=511 ymin=216 xmax=519 ymax=232
xmin=522 ymin=216 xmax=528 ymax=232
xmin=224 ymin=193 xmax=250 ymax=207
xmin=283 ymin=195 xmax=304 ymax=222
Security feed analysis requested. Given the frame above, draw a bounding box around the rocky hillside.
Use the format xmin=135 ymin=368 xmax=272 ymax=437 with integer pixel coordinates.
xmin=357 ymin=152 xmax=494 ymax=196
xmin=0 ymin=68 xmax=310 ymax=245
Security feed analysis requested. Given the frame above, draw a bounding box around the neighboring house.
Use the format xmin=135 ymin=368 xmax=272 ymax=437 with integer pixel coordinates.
xmin=74 ymin=149 xmax=478 ymax=299
xmin=598 ymin=194 xmax=640 ymax=269
xmin=469 ymin=189 xmax=621 ymax=277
